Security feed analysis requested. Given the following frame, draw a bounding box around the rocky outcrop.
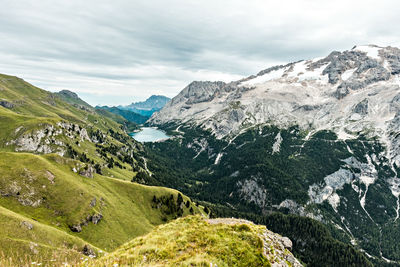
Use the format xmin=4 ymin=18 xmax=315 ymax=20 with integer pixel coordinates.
xmin=69 ymin=213 xmax=103 ymax=233
xmin=69 ymin=224 xmax=82 ymax=233
xmin=207 ymin=218 xmax=302 ymax=267
xmin=90 ymin=197 xmax=97 ymax=207
xmin=45 ymin=170 xmax=55 ymax=184
xmin=353 ymin=99 xmax=369 ymax=115
xmin=20 ymin=221 xmax=34 ymax=230
xmin=91 ymin=213 xmax=103 ymax=224
xmin=237 ymin=176 xmax=268 ymax=208
xmin=178 ymin=81 xmax=225 ymax=105
xmin=0 ymin=176 xmax=44 ymax=208
xmin=262 ymin=230 xmax=302 ymax=267
xmin=7 ymin=121 xmax=93 ymax=155
xmin=82 ymin=244 xmax=96 ymax=257
xmin=0 ymin=100 xmax=14 ymax=108
xmin=79 ymin=165 xmax=94 ymax=178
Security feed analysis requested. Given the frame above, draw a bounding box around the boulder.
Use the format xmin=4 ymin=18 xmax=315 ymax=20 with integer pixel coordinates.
xmin=281 ymin=236 xmax=293 ymax=249
xmin=69 ymin=224 xmax=82 ymax=232
xmin=90 ymin=197 xmax=97 ymax=207
xmin=20 ymin=221 xmax=34 ymax=230
xmin=79 ymin=165 xmax=94 ymax=178
xmin=0 ymin=100 xmax=14 ymax=108
xmin=92 ymin=213 xmax=103 ymax=224
xmin=82 ymin=244 xmax=96 ymax=256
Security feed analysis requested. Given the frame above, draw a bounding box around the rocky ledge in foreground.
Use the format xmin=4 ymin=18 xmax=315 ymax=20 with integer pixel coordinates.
xmin=88 ymin=215 xmax=302 ymax=267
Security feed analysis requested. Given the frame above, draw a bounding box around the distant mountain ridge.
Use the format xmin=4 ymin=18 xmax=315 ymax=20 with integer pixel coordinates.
xmin=119 ymin=95 xmax=170 ymax=117
xmin=96 ymin=106 xmax=149 ymax=124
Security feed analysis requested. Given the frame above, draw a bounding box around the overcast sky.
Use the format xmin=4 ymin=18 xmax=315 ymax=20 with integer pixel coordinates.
xmin=1 ymin=0 xmax=399 ymax=106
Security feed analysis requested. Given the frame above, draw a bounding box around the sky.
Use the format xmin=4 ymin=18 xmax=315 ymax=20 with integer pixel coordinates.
xmin=0 ymin=0 xmax=399 ymax=106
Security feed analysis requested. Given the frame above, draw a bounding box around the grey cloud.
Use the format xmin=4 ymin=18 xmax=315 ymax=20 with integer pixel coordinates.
xmin=0 ymin=0 xmax=399 ymax=105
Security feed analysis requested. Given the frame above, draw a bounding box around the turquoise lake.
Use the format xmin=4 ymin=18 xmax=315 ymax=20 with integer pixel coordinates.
xmin=130 ymin=127 xmax=170 ymax=142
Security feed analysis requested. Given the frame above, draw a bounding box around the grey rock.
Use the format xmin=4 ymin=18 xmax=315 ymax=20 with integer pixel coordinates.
xmin=20 ymin=221 xmax=34 ymax=230
xmin=165 ymin=81 xmax=225 ymax=108
xmin=334 ymin=86 xmax=350 ymax=99
xmin=281 ymin=237 xmax=292 ymax=249
xmin=69 ymin=224 xmax=82 ymax=232
xmin=82 ymin=244 xmax=96 ymax=256
xmin=353 ymin=99 xmax=369 ymax=115
xmin=90 ymin=197 xmax=97 ymax=207
xmin=183 ymin=81 xmax=225 ymax=105
xmin=79 ymin=165 xmax=94 ymax=178
xmin=228 ymin=109 xmax=245 ymax=123
xmin=0 ymin=100 xmax=14 ymax=108
xmin=29 ymin=242 xmax=39 ymax=254
xmin=321 ymin=50 xmax=366 ymax=84
xmin=91 ymin=213 xmax=103 ymax=224
xmin=237 ymin=176 xmax=268 ymax=208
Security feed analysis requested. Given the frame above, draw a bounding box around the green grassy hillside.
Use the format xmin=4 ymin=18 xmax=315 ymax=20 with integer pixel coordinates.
xmin=55 ymin=90 xmax=92 ymax=109
xmin=88 ymin=215 xmax=300 ymax=267
xmin=0 ymin=74 xmax=205 ymax=263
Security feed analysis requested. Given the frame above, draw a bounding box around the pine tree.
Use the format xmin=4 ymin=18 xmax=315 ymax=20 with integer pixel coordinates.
xmin=177 ymin=193 xmax=183 ymax=206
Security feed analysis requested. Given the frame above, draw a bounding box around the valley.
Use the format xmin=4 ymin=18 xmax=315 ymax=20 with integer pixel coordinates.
xmin=1 ymin=44 xmax=400 ymax=266
xmin=2 ymin=1 xmax=398 ymax=266
xmin=143 ymin=45 xmax=400 ymax=266
xmin=0 ymin=74 xmax=205 ymax=265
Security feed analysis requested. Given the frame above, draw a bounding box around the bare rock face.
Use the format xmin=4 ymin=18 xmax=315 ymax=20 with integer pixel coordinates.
xmin=353 ymin=99 xmax=369 ymax=115
xmin=237 ymin=176 xmax=268 ymax=209
xmin=15 ymin=129 xmax=46 ymax=152
xmin=11 ymin=124 xmax=68 ymax=155
xmin=262 ymin=231 xmax=301 ymax=267
xmin=149 ymin=45 xmax=400 ymax=144
xmin=177 ymin=81 xmax=226 ymax=105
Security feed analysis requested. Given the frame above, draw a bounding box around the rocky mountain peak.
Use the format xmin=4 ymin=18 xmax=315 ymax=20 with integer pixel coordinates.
xmin=150 ymin=45 xmax=400 ymax=140
xmin=170 ymin=81 xmax=226 ymax=106
xmin=125 ymin=95 xmax=170 ymax=110
xmin=58 ymin=89 xmax=80 ymax=99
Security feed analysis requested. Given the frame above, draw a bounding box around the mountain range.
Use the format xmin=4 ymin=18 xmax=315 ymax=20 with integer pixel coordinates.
xmin=2 ymin=44 xmax=396 ymax=266
xmin=119 ymin=95 xmax=171 ymax=117
xmin=95 ymin=95 xmax=171 ymax=125
xmin=146 ymin=44 xmax=400 ymax=265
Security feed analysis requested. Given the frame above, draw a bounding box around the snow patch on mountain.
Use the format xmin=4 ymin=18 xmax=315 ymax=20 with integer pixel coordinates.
xmin=272 ymin=132 xmax=282 ymax=154
xmin=242 ymin=67 xmax=287 ymax=86
xmin=353 ymin=45 xmax=382 ymax=60
xmin=214 ymin=152 xmax=224 ymax=165
xmin=150 ymin=45 xmax=400 ymax=148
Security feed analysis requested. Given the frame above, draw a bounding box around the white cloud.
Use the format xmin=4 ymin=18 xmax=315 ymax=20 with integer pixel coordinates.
xmin=0 ymin=0 xmax=399 ymax=105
